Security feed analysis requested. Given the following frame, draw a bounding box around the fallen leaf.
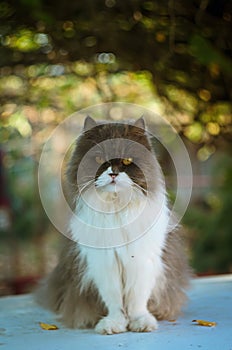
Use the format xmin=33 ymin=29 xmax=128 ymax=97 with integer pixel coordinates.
xmin=192 ymin=319 xmax=216 ymax=327
xmin=39 ymin=322 xmax=59 ymax=330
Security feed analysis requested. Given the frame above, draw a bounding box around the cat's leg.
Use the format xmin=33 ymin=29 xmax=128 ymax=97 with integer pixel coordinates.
xmin=94 ymin=275 xmax=128 ymax=334
xmin=125 ymin=257 xmax=162 ymax=332
xmin=83 ymin=250 xmax=128 ymax=334
xmin=95 ymin=290 xmax=128 ymax=335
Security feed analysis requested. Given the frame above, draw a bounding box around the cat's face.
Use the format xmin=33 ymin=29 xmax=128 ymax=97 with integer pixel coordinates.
xmin=95 ymin=157 xmax=134 ymax=193
xmin=67 ymin=117 xmax=160 ymax=202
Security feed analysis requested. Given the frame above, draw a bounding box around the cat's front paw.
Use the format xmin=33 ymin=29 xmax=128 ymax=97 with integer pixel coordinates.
xmin=129 ymin=313 xmax=158 ymax=332
xmin=95 ymin=315 xmax=128 ymax=335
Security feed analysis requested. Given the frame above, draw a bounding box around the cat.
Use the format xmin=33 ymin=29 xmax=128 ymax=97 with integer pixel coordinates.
xmin=36 ymin=116 xmax=190 ymax=334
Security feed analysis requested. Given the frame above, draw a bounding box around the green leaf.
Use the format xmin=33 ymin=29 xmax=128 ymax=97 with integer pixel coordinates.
xmin=189 ymin=35 xmax=232 ymax=76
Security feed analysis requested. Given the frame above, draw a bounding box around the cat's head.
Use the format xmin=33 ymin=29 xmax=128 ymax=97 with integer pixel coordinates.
xmin=66 ymin=116 xmax=161 ymax=204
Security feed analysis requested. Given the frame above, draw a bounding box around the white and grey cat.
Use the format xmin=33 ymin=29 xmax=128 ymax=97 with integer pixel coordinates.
xmin=36 ymin=116 xmax=190 ymax=334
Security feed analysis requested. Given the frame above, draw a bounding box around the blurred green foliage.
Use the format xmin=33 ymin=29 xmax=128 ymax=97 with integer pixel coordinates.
xmin=184 ymin=155 xmax=232 ymax=274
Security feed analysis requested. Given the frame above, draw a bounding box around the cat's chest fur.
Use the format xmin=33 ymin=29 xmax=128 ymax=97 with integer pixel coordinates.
xmin=69 ymin=187 xmax=169 ymax=294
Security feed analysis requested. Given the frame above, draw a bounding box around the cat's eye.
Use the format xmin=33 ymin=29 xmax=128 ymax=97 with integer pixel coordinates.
xmin=95 ymin=156 xmax=105 ymax=165
xmin=122 ymin=158 xmax=133 ymax=165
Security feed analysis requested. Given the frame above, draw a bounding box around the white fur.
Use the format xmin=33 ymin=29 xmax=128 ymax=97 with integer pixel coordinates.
xmin=69 ymin=168 xmax=169 ymax=334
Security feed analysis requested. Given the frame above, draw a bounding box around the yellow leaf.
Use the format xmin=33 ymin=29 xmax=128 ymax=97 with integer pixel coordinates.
xmin=192 ymin=319 xmax=216 ymax=327
xmin=39 ymin=322 xmax=59 ymax=330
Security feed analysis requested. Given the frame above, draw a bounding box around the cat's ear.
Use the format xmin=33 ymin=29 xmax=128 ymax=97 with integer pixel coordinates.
xmin=83 ymin=116 xmax=97 ymax=131
xmin=134 ymin=116 xmax=145 ymax=130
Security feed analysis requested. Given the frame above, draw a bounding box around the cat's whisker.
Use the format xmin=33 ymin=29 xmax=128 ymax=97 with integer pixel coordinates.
xmin=132 ymin=182 xmax=148 ymax=194
xmin=75 ymin=179 xmax=95 ymax=205
xmin=77 ymin=178 xmax=94 ymax=187
xmin=65 ymin=175 xmax=94 ymax=187
xmin=78 ymin=179 xmax=95 ymax=194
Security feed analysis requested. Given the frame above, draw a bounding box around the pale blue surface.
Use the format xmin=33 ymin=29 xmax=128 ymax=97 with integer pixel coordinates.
xmin=0 ymin=275 xmax=232 ymax=350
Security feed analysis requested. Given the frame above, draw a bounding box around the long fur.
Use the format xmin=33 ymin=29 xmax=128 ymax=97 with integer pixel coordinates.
xmin=36 ymin=118 xmax=190 ymax=334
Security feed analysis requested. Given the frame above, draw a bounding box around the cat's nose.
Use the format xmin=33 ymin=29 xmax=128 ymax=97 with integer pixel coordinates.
xmin=109 ymin=173 xmax=118 ymax=180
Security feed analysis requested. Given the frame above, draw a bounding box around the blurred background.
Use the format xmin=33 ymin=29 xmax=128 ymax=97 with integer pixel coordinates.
xmin=0 ymin=0 xmax=231 ymax=296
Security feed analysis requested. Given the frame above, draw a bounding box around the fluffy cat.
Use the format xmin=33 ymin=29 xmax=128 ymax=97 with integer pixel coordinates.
xmin=36 ymin=116 xmax=190 ymax=334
